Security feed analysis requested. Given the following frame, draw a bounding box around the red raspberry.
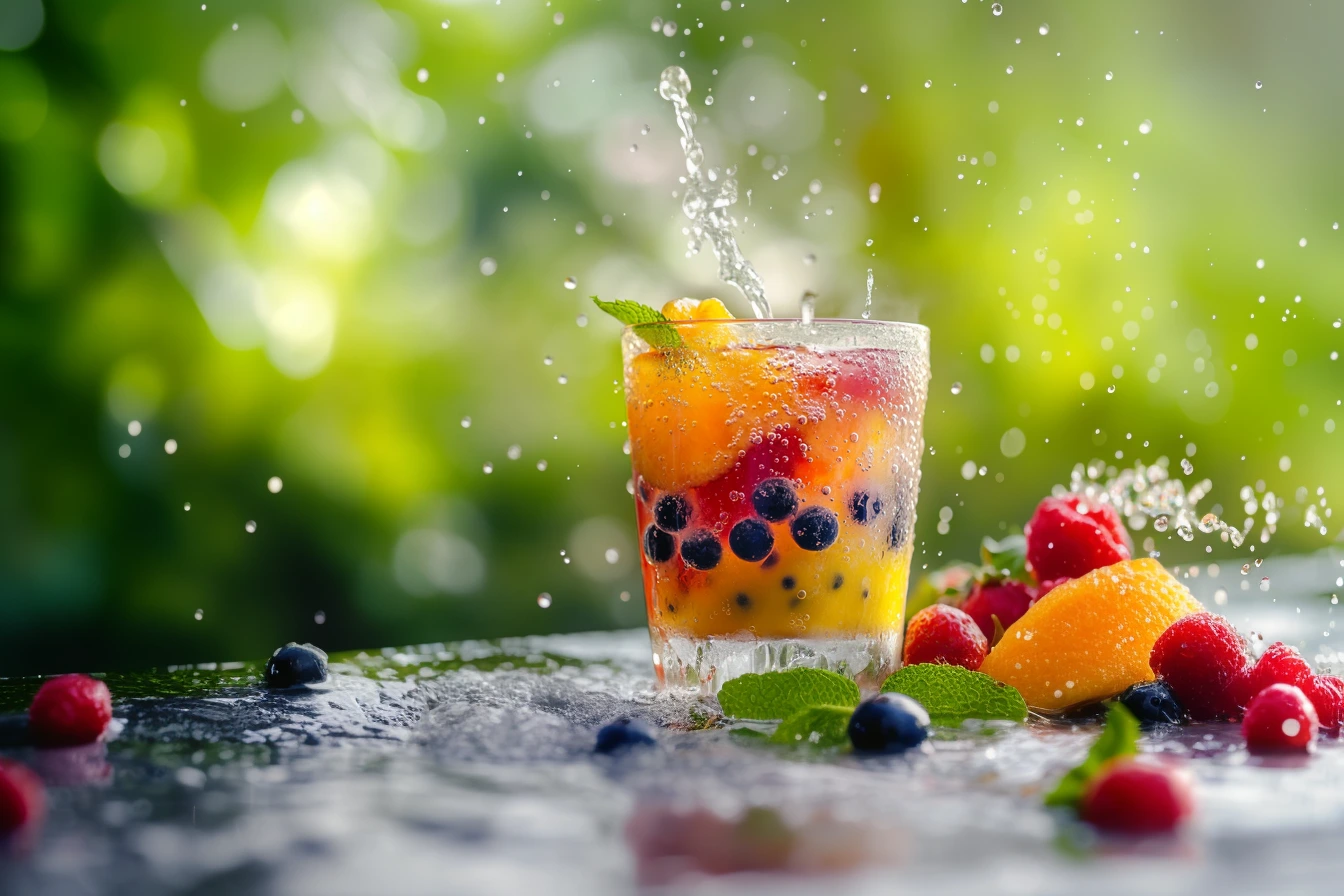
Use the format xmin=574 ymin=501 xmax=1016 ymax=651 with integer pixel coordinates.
xmin=1149 ymin=612 xmax=1249 ymax=721
xmin=1024 ymin=496 xmax=1131 ymax=582
xmin=1079 ymin=758 xmax=1194 ymax=834
xmin=29 ymin=674 xmax=113 ymax=747
xmin=1303 ymin=675 xmax=1344 ymax=733
xmin=961 ymin=579 xmax=1036 ymax=641
xmin=0 ymin=759 xmax=45 ymax=833
xmin=903 ymin=605 xmax=988 ymax=670
xmin=1231 ymin=642 xmax=1314 ymax=711
xmin=1242 ymin=683 xmax=1319 ymax=753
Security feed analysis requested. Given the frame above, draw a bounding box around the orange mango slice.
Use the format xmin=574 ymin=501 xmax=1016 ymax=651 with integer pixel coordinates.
xmin=977 ymin=558 xmax=1203 ymax=713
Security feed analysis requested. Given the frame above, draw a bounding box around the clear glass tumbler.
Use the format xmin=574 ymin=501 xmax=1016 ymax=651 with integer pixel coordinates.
xmin=620 ymin=318 xmax=931 ymax=691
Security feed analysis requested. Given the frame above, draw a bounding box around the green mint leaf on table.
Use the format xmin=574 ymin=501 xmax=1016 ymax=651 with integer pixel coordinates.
xmin=591 ymin=297 xmax=683 ymax=349
xmin=769 ymin=705 xmax=853 ymax=748
xmin=1043 ymin=703 xmax=1140 ymax=809
xmin=980 ymin=534 xmax=1031 ymax=583
xmin=880 ymin=664 xmax=1028 ymax=726
xmin=718 ymin=668 xmax=861 ymax=720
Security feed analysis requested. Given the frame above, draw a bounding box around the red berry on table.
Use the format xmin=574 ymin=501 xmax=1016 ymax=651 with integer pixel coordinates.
xmin=1242 ymin=683 xmax=1319 ymax=753
xmin=1079 ymin=758 xmax=1194 ymax=834
xmin=1149 ymin=612 xmax=1249 ymax=721
xmin=1303 ymin=675 xmax=1344 ymax=733
xmin=961 ymin=579 xmax=1036 ymax=641
xmin=28 ymin=674 xmax=113 ymax=747
xmin=1232 ymin=642 xmax=1314 ymax=711
xmin=1024 ymin=496 xmax=1131 ymax=582
xmin=903 ymin=604 xmax=988 ymax=670
xmin=0 ymin=759 xmax=45 ymax=833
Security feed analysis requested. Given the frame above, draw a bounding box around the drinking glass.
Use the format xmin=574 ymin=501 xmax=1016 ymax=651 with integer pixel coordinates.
xmin=620 ymin=318 xmax=931 ymax=691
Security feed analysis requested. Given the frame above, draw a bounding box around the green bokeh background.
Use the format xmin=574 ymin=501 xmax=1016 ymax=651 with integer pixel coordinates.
xmin=2 ymin=0 xmax=1341 ymax=676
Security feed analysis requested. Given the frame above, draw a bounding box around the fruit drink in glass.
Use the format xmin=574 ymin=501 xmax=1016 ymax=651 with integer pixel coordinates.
xmin=621 ymin=311 xmax=930 ymax=690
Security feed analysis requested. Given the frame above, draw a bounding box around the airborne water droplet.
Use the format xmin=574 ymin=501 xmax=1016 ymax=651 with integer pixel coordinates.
xmin=991 ymin=2 xmax=1002 ymax=14
xmin=245 ymin=520 xmax=257 ymax=533
xmin=1038 ymin=23 xmax=1049 ymax=35
xmin=950 ymin=382 xmax=963 ymax=395
xmin=537 ymin=592 xmax=553 ymax=608
xmin=563 ymin=276 xmax=576 ymax=289
xmin=1154 ymin=516 xmax=1169 ymax=532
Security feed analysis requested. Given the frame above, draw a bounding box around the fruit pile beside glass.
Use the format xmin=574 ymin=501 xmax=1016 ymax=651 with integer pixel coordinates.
xmin=604 ymin=297 xmax=931 ymax=690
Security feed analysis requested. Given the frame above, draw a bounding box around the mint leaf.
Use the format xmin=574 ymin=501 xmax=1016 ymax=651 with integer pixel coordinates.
xmin=980 ymin=534 xmax=1030 ymax=583
xmin=1044 ymin=703 xmax=1140 ymax=809
xmin=591 ymin=297 xmax=683 ymax=349
xmin=718 ymin=668 xmax=861 ymax=720
xmin=769 ymin=705 xmax=853 ymax=748
xmin=880 ymin=664 xmax=1028 ymax=726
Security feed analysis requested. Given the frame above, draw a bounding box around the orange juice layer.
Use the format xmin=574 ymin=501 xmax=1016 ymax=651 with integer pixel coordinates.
xmin=626 ymin=335 xmax=923 ymax=641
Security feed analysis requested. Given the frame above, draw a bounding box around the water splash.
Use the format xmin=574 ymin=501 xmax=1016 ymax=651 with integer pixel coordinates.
xmin=862 ymin=269 xmax=874 ymax=320
xmin=1062 ymin=459 xmax=1282 ymax=550
xmin=799 ymin=290 xmax=817 ymax=327
xmin=658 ymin=66 xmax=770 ymax=318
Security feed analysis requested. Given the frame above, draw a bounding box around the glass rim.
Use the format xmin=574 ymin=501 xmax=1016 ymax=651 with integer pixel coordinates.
xmin=622 ymin=317 xmax=929 ymax=333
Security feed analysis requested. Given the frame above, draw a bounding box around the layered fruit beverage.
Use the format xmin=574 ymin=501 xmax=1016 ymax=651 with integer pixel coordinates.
xmin=618 ymin=299 xmax=930 ymax=690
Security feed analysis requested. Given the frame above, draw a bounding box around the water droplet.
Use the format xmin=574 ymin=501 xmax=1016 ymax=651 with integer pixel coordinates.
xmin=1241 ymin=563 xmax=1251 ymax=575
xmin=267 ymin=476 xmax=283 ymax=494
xmin=557 ymin=374 xmax=569 ymax=384
xmin=1138 ymin=119 xmax=1152 ymax=135
xmin=924 ymin=79 xmax=933 ymax=88
xmin=1255 ymin=80 xmax=1263 ymax=89
xmin=507 ymin=444 xmax=522 ymax=460
xmin=1154 ymin=516 xmax=1170 ymax=532
xmin=1255 ymin=557 xmax=1263 ymax=568
xmin=314 ymin=611 xmax=326 ymax=624
xmin=563 ymin=276 xmax=576 ymax=289
xmin=1259 ymin=576 xmax=1271 ymax=591
xmin=543 ymin=356 xmax=554 ymax=366
xmin=164 ymin=439 xmax=178 ymax=454
xmin=461 ymin=416 xmax=472 ymax=428
xmin=194 ymin=609 xmax=204 ymax=621
xmin=950 ymin=382 xmax=963 ymax=395
xmin=127 ymin=420 xmax=142 ymax=436
xmin=1005 ymin=65 xmax=1014 ymax=74
xmin=536 ymin=459 xmax=548 ymax=471
xmin=416 ymin=68 xmax=429 ymax=83
xmin=1038 ymin=22 xmax=1049 ymax=35
xmin=183 ymin=502 xmax=191 ymax=512
xmin=868 ymin=182 xmax=881 ymax=203
xmin=245 ymin=520 xmax=257 ymax=533
xmin=605 ymin=548 xmax=620 ymax=564
xmin=1180 ymin=458 xmax=1194 ymax=475
xmin=1105 ymin=71 xmax=1114 ymax=81
xmin=537 ymin=592 xmax=553 ymax=608
xmin=483 ymin=462 xmax=494 ymax=474
xmin=991 ymin=2 xmax=1002 ymax=14
xmin=479 ymin=257 xmax=498 ymax=276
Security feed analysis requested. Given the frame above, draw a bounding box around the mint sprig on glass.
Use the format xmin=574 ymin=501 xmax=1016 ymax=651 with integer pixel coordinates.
xmin=591 ymin=297 xmax=683 ymax=349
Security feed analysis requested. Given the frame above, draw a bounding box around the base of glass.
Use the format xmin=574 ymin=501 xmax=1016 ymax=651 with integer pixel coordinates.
xmin=650 ymin=630 xmax=902 ymax=694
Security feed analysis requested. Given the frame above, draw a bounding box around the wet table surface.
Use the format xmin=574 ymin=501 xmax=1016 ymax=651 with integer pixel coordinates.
xmin=2 ymin=551 xmax=1344 ymax=896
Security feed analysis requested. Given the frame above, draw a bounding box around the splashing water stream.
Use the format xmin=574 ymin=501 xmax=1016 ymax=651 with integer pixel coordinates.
xmin=659 ymin=66 xmax=771 ymax=318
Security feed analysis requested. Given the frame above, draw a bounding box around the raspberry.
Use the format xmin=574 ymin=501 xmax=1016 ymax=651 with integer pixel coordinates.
xmin=1079 ymin=758 xmax=1194 ymax=834
xmin=1024 ymin=496 xmax=1131 ymax=582
xmin=28 ymin=673 xmax=113 ymax=747
xmin=1231 ymin=642 xmax=1314 ymax=711
xmin=0 ymin=759 xmax=45 ymax=833
xmin=961 ymin=579 xmax=1035 ymax=641
xmin=1242 ymin=683 xmax=1319 ymax=753
xmin=1303 ymin=675 xmax=1344 ymax=732
xmin=903 ymin=605 xmax=988 ymax=670
xmin=1149 ymin=612 xmax=1249 ymax=721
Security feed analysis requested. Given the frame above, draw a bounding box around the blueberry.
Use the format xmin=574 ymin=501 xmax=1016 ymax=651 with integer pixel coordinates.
xmin=887 ymin=492 xmax=913 ymax=549
xmin=1119 ymin=681 xmax=1186 ymax=727
xmin=849 ymin=491 xmax=883 ymax=524
xmin=728 ymin=518 xmax=774 ymax=562
xmin=265 ymin=642 xmax=329 ymax=689
xmin=680 ymin=529 xmax=723 ymax=570
xmin=790 ymin=506 xmax=839 ymax=551
xmin=644 ymin=525 xmax=676 ymax=563
xmin=654 ymin=494 xmax=692 ymax=532
xmin=781 ymin=575 xmax=796 ymax=590
xmin=847 ymin=693 xmax=930 ymax=754
xmin=594 ymin=717 xmax=657 ymax=754
xmin=751 ymin=479 xmax=798 ymax=522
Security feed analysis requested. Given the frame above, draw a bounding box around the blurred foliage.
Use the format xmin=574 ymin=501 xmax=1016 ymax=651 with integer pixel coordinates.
xmin=2 ymin=0 xmax=1342 ymax=676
